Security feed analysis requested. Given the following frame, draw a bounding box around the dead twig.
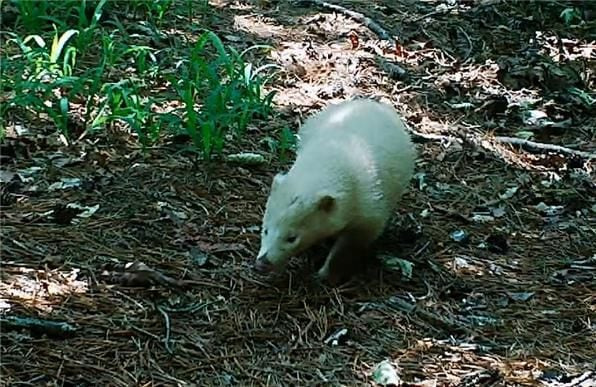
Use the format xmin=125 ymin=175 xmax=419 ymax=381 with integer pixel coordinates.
xmin=407 ymin=128 xmax=596 ymax=161
xmin=101 ymin=261 xmax=188 ymax=288
xmin=408 ymin=130 xmax=461 ymax=145
xmin=494 ymin=136 xmax=596 ymax=160
xmin=156 ymin=304 xmax=173 ymax=354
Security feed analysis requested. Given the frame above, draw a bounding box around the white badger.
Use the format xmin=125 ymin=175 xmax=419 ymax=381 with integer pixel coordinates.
xmin=254 ymin=98 xmax=416 ymax=281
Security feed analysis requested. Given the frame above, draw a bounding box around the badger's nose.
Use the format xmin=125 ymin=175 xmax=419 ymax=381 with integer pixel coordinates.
xmin=254 ymin=254 xmax=273 ymax=272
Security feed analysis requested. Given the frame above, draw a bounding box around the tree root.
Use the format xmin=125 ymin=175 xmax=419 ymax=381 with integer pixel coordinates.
xmin=494 ymin=136 xmax=596 ymax=160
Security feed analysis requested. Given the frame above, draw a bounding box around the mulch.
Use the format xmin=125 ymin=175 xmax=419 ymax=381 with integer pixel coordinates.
xmin=1 ymin=0 xmax=595 ymax=385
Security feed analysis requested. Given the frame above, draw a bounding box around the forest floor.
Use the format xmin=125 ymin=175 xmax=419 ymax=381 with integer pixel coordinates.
xmin=1 ymin=0 xmax=595 ymax=386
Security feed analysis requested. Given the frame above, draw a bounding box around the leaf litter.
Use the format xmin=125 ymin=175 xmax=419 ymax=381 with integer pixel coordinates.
xmin=1 ymin=1 xmax=595 ymax=386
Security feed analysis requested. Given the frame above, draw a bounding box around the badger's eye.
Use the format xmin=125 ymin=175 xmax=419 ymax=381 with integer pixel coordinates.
xmin=263 ymin=229 xmax=268 ymax=236
xmin=286 ymin=235 xmax=298 ymax=244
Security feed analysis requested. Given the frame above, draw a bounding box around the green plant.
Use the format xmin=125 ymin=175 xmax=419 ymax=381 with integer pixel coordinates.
xmin=9 ymin=26 xmax=79 ymax=80
xmin=124 ymin=45 xmax=158 ymax=77
xmin=121 ymin=0 xmax=173 ymax=24
xmin=2 ymin=4 xmax=277 ymax=156
xmin=171 ymin=30 xmax=278 ymax=160
xmin=74 ymin=0 xmax=108 ymax=56
xmin=4 ymin=26 xmax=83 ymax=135
xmin=11 ymin=0 xmax=53 ymax=33
xmin=279 ymin=126 xmax=297 ymax=162
xmin=101 ymin=80 xmax=159 ymax=146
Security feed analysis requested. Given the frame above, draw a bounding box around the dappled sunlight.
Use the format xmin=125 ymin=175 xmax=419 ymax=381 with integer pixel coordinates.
xmin=2 ymin=0 xmax=595 ymax=385
xmin=209 ymin=0 xmax=253 ymax=11
xmin=233 ymin=14 xmax=285 ymax=38
xmin=358 ymin=338 xmax=592 ymax=386
xmin=0 ymin=266 xmax=88 ymax=313
xmin=268 ymin=39 xmax=387 ymax=108
xmin=533 ymin=32 xmax=595 ymax=63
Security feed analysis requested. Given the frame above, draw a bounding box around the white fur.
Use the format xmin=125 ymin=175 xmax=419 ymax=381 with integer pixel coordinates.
xmin=256 ymin=98 xmax=416 ymax=279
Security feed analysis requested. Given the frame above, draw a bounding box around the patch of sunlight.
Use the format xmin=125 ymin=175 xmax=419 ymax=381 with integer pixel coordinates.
xmin=0 ymin=266 xmax=89 ymax=313
xmin=533 ymin=32 xmax=595 ymax=62
xmin=233 ymin=14 xmax=285 ymax=38
xmin=210 ymin=0 xmax=253 ymax=10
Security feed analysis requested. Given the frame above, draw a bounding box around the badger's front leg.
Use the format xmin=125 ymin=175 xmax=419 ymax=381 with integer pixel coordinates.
xmin=316 ymin=228 xmax=378 ymax=283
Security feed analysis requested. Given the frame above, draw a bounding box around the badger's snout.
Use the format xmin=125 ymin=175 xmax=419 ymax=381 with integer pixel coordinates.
xmin=254 ymin=254 xmax=274 ymax=272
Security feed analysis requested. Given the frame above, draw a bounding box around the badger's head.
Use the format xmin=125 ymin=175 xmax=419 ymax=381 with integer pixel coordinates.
xmin=254 ymin=172 xmax=345 ymax=273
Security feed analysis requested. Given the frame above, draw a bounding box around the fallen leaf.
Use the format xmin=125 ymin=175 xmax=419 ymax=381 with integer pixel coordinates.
xmin=379 ymin=255 xmax=414 ymax=280
xmin=189 ymin=246 xmax=209 ymax=266
xmin=48 ymin=178 xmax=82 ymax=191
xmin=471 ymin=214 xmax=495 ymax=223
xmin=522 ymin=109 xmax=551 ymax=126
xmin=66 ymin=203 xmax=99 ymax=218
xmin=491 ymin=207 xmax=506 ymax=218
xmin=453 ymin=256 xmax=471 ymax=269
xmin=499 ymin=186 xmax=519 ymax=200
xmin=534 ymin=202 xmax=565 ymax=216
xmin=101 ymin=261 xmax=186 ymax=288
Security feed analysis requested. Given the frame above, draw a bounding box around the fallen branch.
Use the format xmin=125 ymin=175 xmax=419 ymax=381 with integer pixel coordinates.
xmin=375 ymin=55 xmax=409 ymax=81
xmin=1 ymin=315 xmax=77 ymax=339
xmin=299 ymin=0 xmax=393 ymax=42
xmin=407 ymin=128 xmax=596 ymax=162
xmin=386 ymin=296 xmax=468 ymax=333
xmin=408 ymin=129 xmax=461 ymax=145
xmin=494 ymin=136 xmax=596 ymax=160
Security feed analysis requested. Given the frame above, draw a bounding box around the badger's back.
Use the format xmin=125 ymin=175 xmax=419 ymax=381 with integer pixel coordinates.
xmin=295 ymin=99 xmax=415 ymax=211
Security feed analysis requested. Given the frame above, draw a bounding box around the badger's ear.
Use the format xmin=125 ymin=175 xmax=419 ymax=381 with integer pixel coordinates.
xmin=316 ymin=192 xmax=336 ymax=213
xmin=271 ymin=172 xmax=286 ymax=190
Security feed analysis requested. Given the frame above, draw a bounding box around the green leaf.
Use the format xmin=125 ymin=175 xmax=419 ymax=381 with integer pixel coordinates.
xmin=50 ymin=28 xmax=79 ymax=64
xmin=379 ymin=255 xmax=414 ymax=280
xmin=90 ymin=0 xmax=108 ymax=28
xmin=23 ymin=34 xmax=46 ymax=49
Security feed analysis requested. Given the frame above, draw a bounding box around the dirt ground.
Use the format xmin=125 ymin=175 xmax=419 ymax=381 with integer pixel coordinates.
xmin=1 ymin=0 xmax=595 ymax=386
